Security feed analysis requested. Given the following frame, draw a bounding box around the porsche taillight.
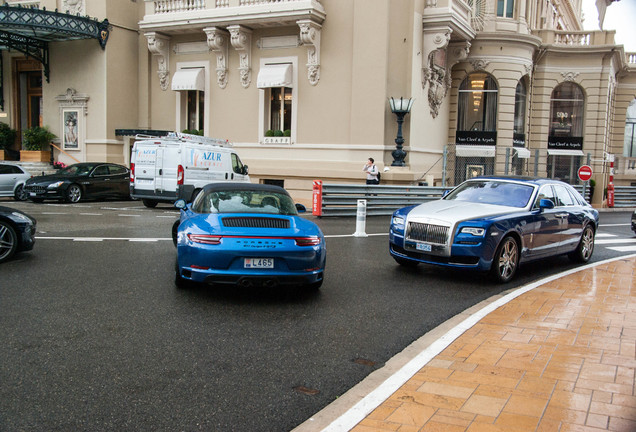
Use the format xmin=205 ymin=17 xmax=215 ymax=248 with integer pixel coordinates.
xmin=294 ymin=236 xmax=321 ymax=246
xmin=188 ymin=234 xmax=222 ymax=245
xmin=177 ymin=165 xmax=184 ymax=185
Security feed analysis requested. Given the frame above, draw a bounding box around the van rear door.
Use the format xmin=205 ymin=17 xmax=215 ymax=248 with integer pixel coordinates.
xmin=132 ymin=142 xmax=158 ymax=193
xmin=154 ymin=147 xmax=164 ymax=192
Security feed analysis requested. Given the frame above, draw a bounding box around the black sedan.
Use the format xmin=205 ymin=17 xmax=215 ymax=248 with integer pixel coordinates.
xmin=25 ymin=163 xmax=130 ymax=203
xmin=0 ymin=206 xmax=36 ymax=263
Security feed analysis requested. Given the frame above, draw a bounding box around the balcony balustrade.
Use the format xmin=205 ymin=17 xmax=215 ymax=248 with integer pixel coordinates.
xmin=535 ymin=29 xmax=617 ymax=47
xmin=149 ymin=0 xmax=321 ymax=14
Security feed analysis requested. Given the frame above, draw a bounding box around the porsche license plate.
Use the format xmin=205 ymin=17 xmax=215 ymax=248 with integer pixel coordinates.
xmin=244 ymin=258 xmax=274 ymax=269
xmin=416 ymin=243 xmax=432 ymax=252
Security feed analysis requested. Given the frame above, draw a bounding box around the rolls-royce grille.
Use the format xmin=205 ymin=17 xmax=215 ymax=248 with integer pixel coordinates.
xmin=222 ymin=217 xmax=290 ymax=229
xmin=406 ymin=222 xmax=449 ymax=245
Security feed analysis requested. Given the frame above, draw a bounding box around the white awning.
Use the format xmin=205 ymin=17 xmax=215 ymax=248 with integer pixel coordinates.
xmin=547 ymin=149 xmax=585 ymax=156
xmin=171 ymin=68 xmax=205 ymax=91
xmin=456 ymin=145 xmax=496 ymax=157
xmin=257 ymin=64 xmax=293 ymax=88
xmin=514 ymin=147 xmax=531 ymax=159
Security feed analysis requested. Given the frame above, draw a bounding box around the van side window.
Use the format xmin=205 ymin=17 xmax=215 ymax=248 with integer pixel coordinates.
xmin=231 ymin=153 xmax=244 ymax=175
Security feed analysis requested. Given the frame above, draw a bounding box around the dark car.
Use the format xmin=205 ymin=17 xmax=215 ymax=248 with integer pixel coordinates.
xmin=389 ymin=176 xmax=600 ymax=283
xmin=173 ymin=183 xmax=326 ymax=290
xmin=632 ymin=209 xmax=636 ymax=235
xmin=0 ymin=205 xmax=36 ymax=263
xmin=25 ymin=162 xmax=130 ymax=203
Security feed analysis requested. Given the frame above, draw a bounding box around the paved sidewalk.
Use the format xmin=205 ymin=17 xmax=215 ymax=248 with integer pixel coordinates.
xmin=298 ymin=256 xmax=636 ymax=431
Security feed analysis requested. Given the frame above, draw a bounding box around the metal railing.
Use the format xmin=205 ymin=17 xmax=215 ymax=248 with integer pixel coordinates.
xmin=614 ymin=186 xmax=636 ymax=208
xmin=317 ymin=184 xmax=596 ymax=217
xmin=319 ymin=184 xmax=446 ymax=217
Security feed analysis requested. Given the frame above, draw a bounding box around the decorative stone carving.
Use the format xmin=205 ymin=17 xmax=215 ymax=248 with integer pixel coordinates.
xmin=204 ymin=27 xmax=229 ymax=89
xmin=228 ymin=25 xmax=252 ymax=89
xmin=63 ymin=0 xmax=84 ymax=15
xmin=469 ymin=59 xmax=490 ymax=71
xmin=298 ymin=20 xmax=322 ymax=86
xmin=422 ymin=27 xmax=453 ymax=118
xmin=425 ymin=0 xmax=437 ymax=7
xmin=54 ymin=88 xmax=89 ymax=115
xmin=561 ymin=71 xmax=580 ymax=82
xmin=145 ymin=32 xmax=171 ymax=91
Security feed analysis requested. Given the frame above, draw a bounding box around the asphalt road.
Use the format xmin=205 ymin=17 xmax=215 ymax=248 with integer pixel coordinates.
xmin=1 ymin=199 xmax=634 ymax=431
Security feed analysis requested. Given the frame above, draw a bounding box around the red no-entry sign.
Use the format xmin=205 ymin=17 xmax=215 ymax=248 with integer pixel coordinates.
xmin=577 ymin=165 xmax=593 ymax=182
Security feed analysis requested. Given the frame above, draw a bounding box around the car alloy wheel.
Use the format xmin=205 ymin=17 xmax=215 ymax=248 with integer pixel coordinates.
xmin=0 ymin=221 xmax=18 ymax=263
xmin=570 ymin=225 xmax=595 ymax=263
xmin=66 ymin=184 xmax=82 ymax=203
xmin=492 ymin=236 xmax=518 ymax=283
xmin=14 ymin=184 xmax=27 ymax=201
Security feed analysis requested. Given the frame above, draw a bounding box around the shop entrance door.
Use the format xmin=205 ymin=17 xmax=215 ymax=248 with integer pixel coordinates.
xmin=13 ymin=59 xmax=43 ymax=151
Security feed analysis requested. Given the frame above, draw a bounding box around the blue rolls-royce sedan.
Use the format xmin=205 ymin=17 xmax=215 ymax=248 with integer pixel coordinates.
xmin=389 ymin=176 xmax=599 ymax=282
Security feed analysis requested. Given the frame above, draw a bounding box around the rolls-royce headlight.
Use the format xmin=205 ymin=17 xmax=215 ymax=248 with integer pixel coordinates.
xmin=460 ymin=227 xmax=485 ymax=236
xmin=392 ymin=216 xmax=405 ymax=227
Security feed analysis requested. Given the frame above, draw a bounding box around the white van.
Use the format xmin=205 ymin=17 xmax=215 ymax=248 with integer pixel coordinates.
xmin=130 ymin=132 xmax=249 ymax=207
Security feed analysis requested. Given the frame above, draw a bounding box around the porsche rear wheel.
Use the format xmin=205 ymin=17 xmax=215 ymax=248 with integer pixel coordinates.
xmin=65 ymin=184 xmax=82 ymax=203
xmin=491 ymin=236 xmax=519 ymax=283
xmin=174 ymin=259 xmax=190 ymax=289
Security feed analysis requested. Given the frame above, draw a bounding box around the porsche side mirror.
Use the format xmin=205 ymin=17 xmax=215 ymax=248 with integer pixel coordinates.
xmin=174 ymin=199 xmax=187 ymax=209
xmin=295 ymin=203 xmax=307 ymax=213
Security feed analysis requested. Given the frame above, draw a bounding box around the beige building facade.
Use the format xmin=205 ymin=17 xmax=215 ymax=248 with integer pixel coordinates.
xmin=1 ymin=0 xmax=634 ymax=205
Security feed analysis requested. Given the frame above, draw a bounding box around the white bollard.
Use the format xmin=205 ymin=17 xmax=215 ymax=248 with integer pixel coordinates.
xmin=353 ymin=199 xmax=368 ymax=237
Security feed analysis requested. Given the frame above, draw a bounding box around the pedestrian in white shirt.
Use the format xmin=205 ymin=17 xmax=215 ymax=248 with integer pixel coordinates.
xmin=363 ymin=157 xmax=379 ymax=185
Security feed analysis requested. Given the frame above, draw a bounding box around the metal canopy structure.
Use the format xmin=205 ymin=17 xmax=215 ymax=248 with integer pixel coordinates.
xmin=0 ymin=5 xmax=110 ymax=82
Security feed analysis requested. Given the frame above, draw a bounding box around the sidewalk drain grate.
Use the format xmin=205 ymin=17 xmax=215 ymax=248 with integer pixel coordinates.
xmin=294 ymin=386 xmax=320 ymax=396
xmin=353 ymin=358 xmax=376 ymax=367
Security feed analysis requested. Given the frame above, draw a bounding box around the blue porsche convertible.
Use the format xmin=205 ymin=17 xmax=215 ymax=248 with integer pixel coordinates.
xmin=173 ymin=183 xmax=326 ymax=289
xmin=389 ymin=176 xmax=599 ymax=283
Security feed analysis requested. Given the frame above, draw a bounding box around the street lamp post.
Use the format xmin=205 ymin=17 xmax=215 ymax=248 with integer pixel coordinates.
xmin=389 ymin=97 xmax=414 ymax=166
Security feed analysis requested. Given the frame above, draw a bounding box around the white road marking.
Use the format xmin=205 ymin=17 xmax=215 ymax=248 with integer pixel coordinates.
xmin=595 ymin=238 xmax=636 ymax=245
xmin=35 ymin=236 xmax=171 ymax=242
xmin=607 ymin=246 xmax=636 ymax=252
xmin=118 ymin=214 xmax=141 ymax=217
xmin=80 ymin=213 xmax=103 ymax=216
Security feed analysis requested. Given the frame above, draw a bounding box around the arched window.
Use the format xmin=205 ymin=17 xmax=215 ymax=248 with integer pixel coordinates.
xmin=512 ymin=79 xmax=528 ymax=175
xmin=455 ymin=73 xmax=498 ymax=183
xmin=549 ymin=82 xmax=584 ymax=138
xmin=548 ymin=82 xmax=585 ymax=183
xmin=513 ymin=79 xmax=526 ymax=137
xmin=457 ymin=73 xmax=498 ymax=132
xmin=625 ymin=98 xmax=636 ymax=157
